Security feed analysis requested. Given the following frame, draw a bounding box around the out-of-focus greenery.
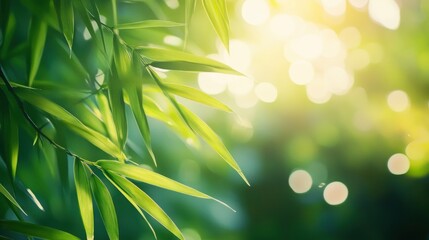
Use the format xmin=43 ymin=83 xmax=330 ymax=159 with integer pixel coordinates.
xmin=2 ymin=0 xmax=429 ymax=239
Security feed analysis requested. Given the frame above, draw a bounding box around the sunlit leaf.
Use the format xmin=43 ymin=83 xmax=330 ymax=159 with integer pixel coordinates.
xmin=179 ymin=104 xmax=250 ymax=186
xmin=28 ymin=17 xmax=47 ymax=86
xmin=97 ymin=160 xmax=234 ymax=210
xmin=97 ymin=92 xmax=119 ymax=146
xmin=0 ymin=99 xmax=19 ymax=179
xmin=17 ymin=89 xmax=124 ymax=160
xmin=59 ymin=0 xmax=74 ymax=51
xmin=90 ymin=174 xmax=119 ymax=240
xmin=117 ymin=20 xmax=184 ymax=30
xmin=0 ymin=220 xmax=80 ymax=240
xmin=126 ymin=86 xmax=156 ymax=165
xmin=202 ymin=0 xmax=229 ymax=50
xmin=107 ymin=172 xmax=184 ymax=240
xmin=0 ymin=183 xmax=26 ymax=215
xmin=108 ymin=68 xmax=128 ymax=150
xmin=138 ymin=47 xmax=240 ymax=74
xmin=74 ymin=160 xmax=94 ymax=240
xmin=164 ymin=83 xmax=232 ymax=112
xmin=104 ymin=171 xmax=158 ymax=239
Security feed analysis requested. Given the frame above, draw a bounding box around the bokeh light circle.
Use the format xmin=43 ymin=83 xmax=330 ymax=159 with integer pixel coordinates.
xmin=387 ymin=153 xmax=410 ymax=175
xmin=242 ymin=0 xmax=270 ymax=26
xmin=288 ymin=170 xmax=313 ymax=194
xmin=323 ymin=181 xmax=348 ymax=205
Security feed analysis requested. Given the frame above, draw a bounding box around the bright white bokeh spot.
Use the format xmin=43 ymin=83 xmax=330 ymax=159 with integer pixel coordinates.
xmin=228 ymin=76 xmax=254 ymax=96
xmin=321 ymin=29 xmax=343 ymax=59
xmin=289 ymin=60 xmax=315 ymax=85
xmin=198 ymin=72 xmax=228 ymax=95
xmin=228 ymin=40 xmax=252 ymax=72
xmin=164 ymin=0 xmax=179 ymax=9
xmin=339 ymin=27 xmax=361 ymax=49
xmin=306 ymin=77 xmax=332 ymax=104
xmin=254 ymin=82 xmax=278 ymax=103
xmin=163 ymin=35 xmax=182 ymax=46
xmin=242 ymin=0 xmax=270 ymax=26
xmin=323 ymin=181 xmax=348 ymax=205
xmin=348 ymin=0 xmax=368 ymax=9
xmin=387 ymin=90 xmax=410 ymax=112
xmin=291 ymin=33 xmax=324 ymax=60
xmin=321 ymin=0 xmax=346 ymax=16
xmin=368 ymin=0 xmax=400 ymax=30
xmin=95 ymin=69 xmax=105 ymax=87
xmin=288 ymin=170 xmax=313 ymax=194
xmin=348 ymin=49 xmax=370 ymax=70
xmin=387 ymin=153 xmax=410 ymax=175
xmin=235 ymin=92 xmax=259 ymax=109
xmin=323 ymin=66 xmax=351 ymax=95
xmin=83 ymin=20 xmax=99 ymax=40
xmin=269 ymin=14 xmax=298 ymax=39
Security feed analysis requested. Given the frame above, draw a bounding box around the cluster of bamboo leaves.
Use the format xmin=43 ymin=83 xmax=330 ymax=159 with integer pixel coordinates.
xmin=0 ymin=0 xmax=248 ymax=239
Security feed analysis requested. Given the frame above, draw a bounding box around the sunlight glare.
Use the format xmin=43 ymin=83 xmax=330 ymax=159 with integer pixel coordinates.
xmin=228 ymin=75 xmax=254 ymax=96
xmin=269 ymin=14 xmax=298 ymax=39
xmin=323 ymin=182 xmax=348 ymax=205
xmin=289 ymin=170 xmax=313 ymax=194
xmin=242 ymin=0 xmax=270 ymax=26
xmin=254 ymin=82 xmax=278 ymax=103
xmin=228 ymin=40 xmax=252 ymax=72
xmin=198 ymin=72 xmax=228 ymax=95
xmin=321 ymin=0 xmax=347 ymax=16
xmin=291 ymin=33 xmax=324 ymax=60
xmin=348 ymin=0 xmax=368 ymax=9
xmin=387 ymin=90 xmax=410 ymax=112
xmin=289 ymin=60 xmax=314 ymax=85
xmin=368 ymin=0 xmax=400 ymax=30
xmin=163 ymin=35 xmax=183 ymax=46
xmin=387 ymin=153 xmax=410 ymax=175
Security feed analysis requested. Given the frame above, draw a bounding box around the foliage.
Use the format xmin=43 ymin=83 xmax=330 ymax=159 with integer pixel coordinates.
xmin=0 ymin=0 xmax=246 ymax=239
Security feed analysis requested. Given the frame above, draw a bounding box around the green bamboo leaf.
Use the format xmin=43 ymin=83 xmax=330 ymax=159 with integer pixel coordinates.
xmin=97 ymin=160 xmax=234 ymax=210
xmin=1 ymin=103 xmax=19 ymax=179
xmin=73 ymin=0 xmax=99 ymax=45
xmin=0 ymin=220 xmax=80 ymax=240
xmin=202 ymin=0 xmax=229 ymax=50
xmin=126 ymin=86 xmax=156 ymax=165
xmin=107 ymin=172 xmax=184 ymax=240
xmin=141 ymin=93 xmax=199 ymax=145
xmin=59 ymin=0 xmax=74 ymax=51
xmin=90 ymin=174 xmax=119 ymax=240
xmin=74 ymin=160 xmax=94 ymax=240
xmin=117 ymin=20 xmax=184 ymax=30
xmin=0 ymin=183 xmax=26 ymax=215
xmin=103 ymin=171 xmax=158 ymax=240
xmin=19 ymin=0 xmax=60 ymax=30
xmin=97 ymin=92 xmax=119 ymax=146
xmin=17 ymin=89 xmax=125 ymax=160
xmin=164 ymin=83 xmax=232 ymax=112
xmin=28 ymin=17 xmax=47 ymax=86
xmin=138 ymin=47 xmax=240 ymax=74
xmin=108 ymin=68 xmax=128 ymax=149
xmin=179 ymin=104 xmax=250 ymax=186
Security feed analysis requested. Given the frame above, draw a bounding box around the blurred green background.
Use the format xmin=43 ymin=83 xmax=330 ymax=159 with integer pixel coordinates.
xmin=2 ymin=0 xmax=429 ymax=239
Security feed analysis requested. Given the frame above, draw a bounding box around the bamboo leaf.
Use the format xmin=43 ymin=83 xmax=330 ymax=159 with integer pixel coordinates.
xmin=28 ymin=17 xmax=47 ymax=86
xmin=17 ymin=89 xmax=124 ymax=160
xmin=108 ymin=68 xmax=128 ymax=149
xmin=97 ymin=92 xmax=119 ymax=146
xmin=0 ymin=220 xmax=80 ymax=240
xmin=0 ymin=183 xmax=26 ymax=215
xmin=117 ymin=20 xmax=184 ymax=30
xmin=138 ymin=47 xmax=240 ymax=74
xmin=179 ymin=104 xmax=250 ymax=186
xmin=164 ymin=83 xmax=232 ymax=112
xmin=107 ymin=172 xmax=184 ymax=240
xmin=97 ymin=160 xmax=234 ymax=210
xmin=202 ymin=0 xmax=229 ymax=50
xmin=1 ymin=102 xmax=19 ymax=179
xmin=74 ymin=160 xmax=94 ymax=240
xmin=59 ymin=0 xmax=74 ymax=51
xmin=104 ymin=171 xmax=158 ymax=239
xmin=126 ymin=86 xmax=156 ymax=165
xmin=90 ymin=174 xmax=119 ymax=240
